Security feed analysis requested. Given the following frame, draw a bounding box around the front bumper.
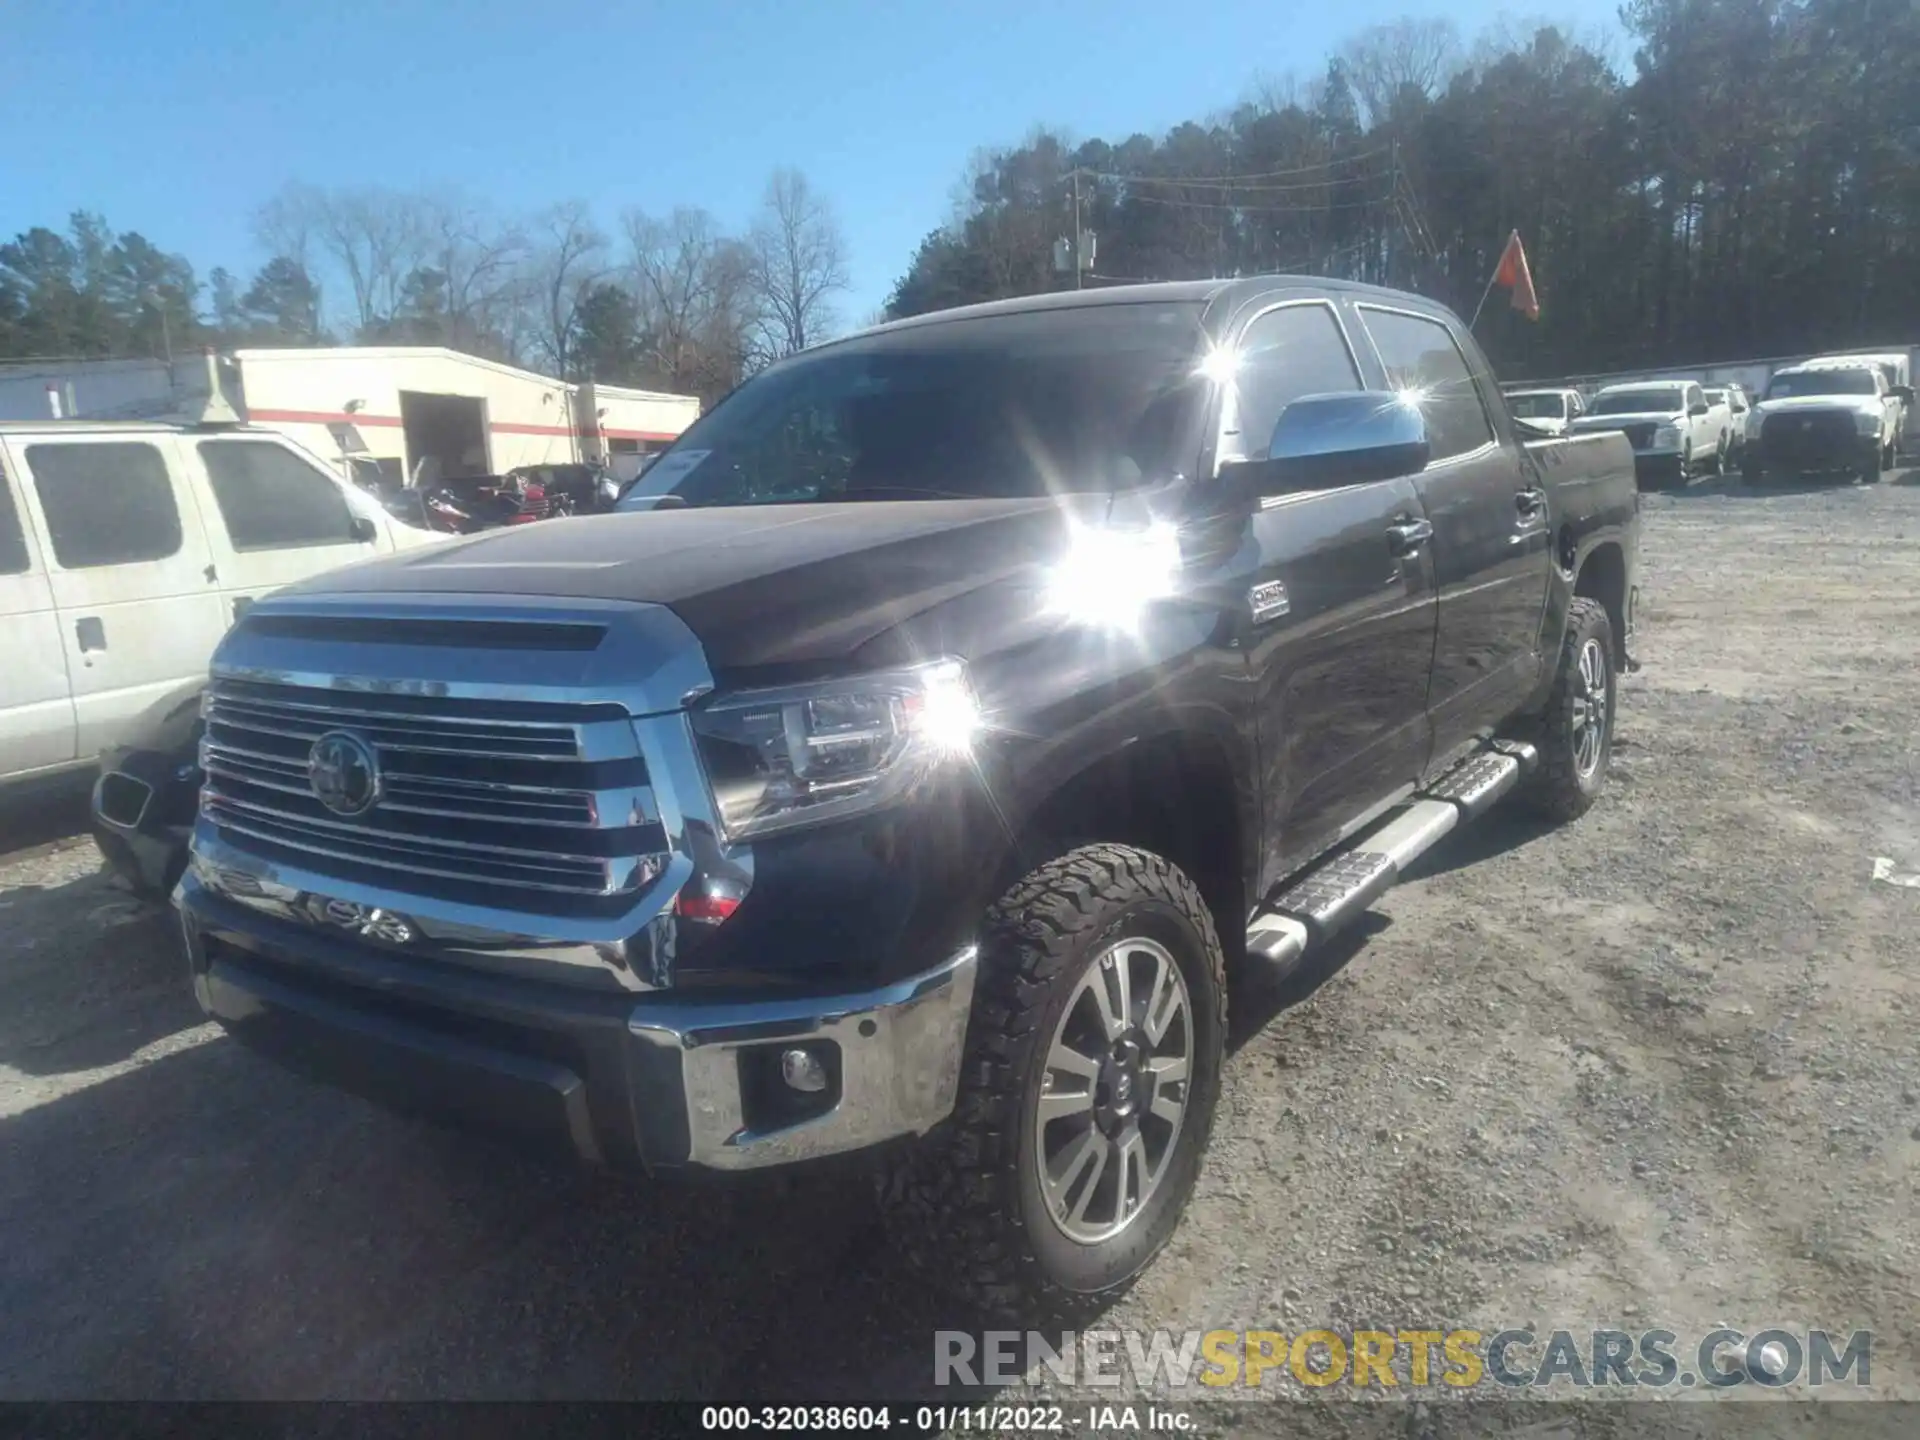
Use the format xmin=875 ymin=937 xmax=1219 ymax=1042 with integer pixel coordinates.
xmin=92 ymin=749 xmax=198 ymax=898
xmin=1630 ymin=449 xmax=1686 ymax=484
xmin=178 ymin=870 xmax=978 ymax=1172
xmin=1757 ymin=417 xmax=1877 ymax=474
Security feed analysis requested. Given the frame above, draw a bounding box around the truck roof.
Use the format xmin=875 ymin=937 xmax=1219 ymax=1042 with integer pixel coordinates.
xmin=847 ymin=275 xmax=1462 ymax=343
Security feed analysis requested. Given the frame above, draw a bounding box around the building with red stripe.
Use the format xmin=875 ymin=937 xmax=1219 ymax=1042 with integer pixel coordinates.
xmin=0 ymin=346 xmax=701 ymax=486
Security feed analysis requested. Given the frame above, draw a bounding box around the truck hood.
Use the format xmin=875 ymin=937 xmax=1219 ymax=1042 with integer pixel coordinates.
xmin=280 ymin=498 xmax=1092 ymax=671
xmin=1571 ymin=410 xmax=1681 ymax=429
xmin=1752 ymin=394 xmax=1882 ymax=419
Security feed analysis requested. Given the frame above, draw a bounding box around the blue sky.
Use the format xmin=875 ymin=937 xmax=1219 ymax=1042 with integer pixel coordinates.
xmin=5 ymin=0 xmax=1623 ymax=330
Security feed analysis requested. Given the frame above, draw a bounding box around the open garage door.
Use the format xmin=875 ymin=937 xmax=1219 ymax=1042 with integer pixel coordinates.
xmin=399 ymin=392 xmax=490 ymax=485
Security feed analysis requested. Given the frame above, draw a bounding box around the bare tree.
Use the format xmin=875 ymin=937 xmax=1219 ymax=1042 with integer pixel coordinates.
xmin=1246 ymin=69 xmax=1303 ymax=116
xmin=746 ymin=168 xmax=850 ymax=357
xmin=523 ymin=201 xmax=607 ymax=378
xmin=252 ymin=184 xmax=327 ymax=320
xmin=1340 ymin=17 xmax=1462 ymax=124
xmin=417 ymin=192 xmax=528 ymax=355
xmin=254 ymin=184 xmax=529 ymax=350
xmin=623 ymin=206 xmax=754 ymax=396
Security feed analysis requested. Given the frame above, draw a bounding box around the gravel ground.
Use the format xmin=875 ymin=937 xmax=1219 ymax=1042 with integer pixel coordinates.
xmin=2 ymin=470 xmax=1917 ymax=1422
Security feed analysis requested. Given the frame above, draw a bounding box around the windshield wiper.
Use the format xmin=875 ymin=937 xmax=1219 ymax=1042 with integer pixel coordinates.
xmin=838 ymin=485 xmax=987 ymax=502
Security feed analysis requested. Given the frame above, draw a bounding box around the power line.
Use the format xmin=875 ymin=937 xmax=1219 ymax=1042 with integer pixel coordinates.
xmin=1079 ymin=145 xmax=1393 ymax=185
xmin=1092 ymin=168 xmax=1390 ymax=196
xmin=1119 ymin=190 xmax=1397 ymax=215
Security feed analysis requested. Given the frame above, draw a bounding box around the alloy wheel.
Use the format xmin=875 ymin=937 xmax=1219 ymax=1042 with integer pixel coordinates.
xmin=1570 ymin=637 xmax=1610 ymax=779
xmin=1034 ymin=936 xmax=1194 ymax=1245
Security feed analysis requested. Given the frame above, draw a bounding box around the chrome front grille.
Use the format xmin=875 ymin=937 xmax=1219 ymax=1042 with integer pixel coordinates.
xmin=201 ymin=678 xmax=667 ymax=908
xmin=206 ymin=680 xmax=591 ymax=759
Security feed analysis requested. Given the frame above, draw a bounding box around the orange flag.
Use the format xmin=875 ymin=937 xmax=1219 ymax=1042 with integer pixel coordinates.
xmin=1493 ymin=230 xmax=1540 ymax=321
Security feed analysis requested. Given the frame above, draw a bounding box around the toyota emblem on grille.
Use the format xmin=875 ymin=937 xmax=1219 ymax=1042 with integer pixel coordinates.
xmin=308 ymin=730 xmax=381 ymax=816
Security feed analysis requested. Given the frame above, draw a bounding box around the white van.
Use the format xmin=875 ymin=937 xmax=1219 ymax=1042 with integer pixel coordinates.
xmin=0 ymin=420 xmax=443 ymax=793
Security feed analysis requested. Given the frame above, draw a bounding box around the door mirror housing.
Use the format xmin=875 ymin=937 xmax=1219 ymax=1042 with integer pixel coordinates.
xmin=1889 ymin=384 xmax=1914 ymax=402
xmin=1688 ymin=402 xmax=1710 ymax=417
xmin=1216 ymin=391 xmax=1431 ymax=505
xmin=349 ymin=515 xmax=379 ymax=543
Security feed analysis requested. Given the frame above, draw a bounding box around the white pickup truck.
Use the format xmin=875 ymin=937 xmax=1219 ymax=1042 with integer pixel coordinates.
xmin=1570 ymin=379 xmax=1725 ymax=487
xmin=1807 ymin=351 xmax=1912 ymax=461
xmin=1502 ymin=386 xmax=1587 ymax=436
xmin=1743 ymin=361 xmax=1912 ymax=484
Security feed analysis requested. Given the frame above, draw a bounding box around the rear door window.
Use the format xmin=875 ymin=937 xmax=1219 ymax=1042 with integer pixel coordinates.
xmin=0 ymin=468 xmax=30 ymax=575
xmin=1355 ymin=307 xmax=1494 ymax=461
xmin=25 ymin=442 xmax=184 ymax=569
xmin=198 ymin=440 xmax=359 ymax=550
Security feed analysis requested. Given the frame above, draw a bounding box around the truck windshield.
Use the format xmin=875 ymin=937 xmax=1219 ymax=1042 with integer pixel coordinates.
xmin=1590 ymin=388 xmax=1684 ymax=415
xmin=617 ymin=302 xmax=1211 ymax=509
xmin=1766 ymin=369 xmax=1878 ymax=399
xmin=1507 ymin=393 xmax=1568 ymax=419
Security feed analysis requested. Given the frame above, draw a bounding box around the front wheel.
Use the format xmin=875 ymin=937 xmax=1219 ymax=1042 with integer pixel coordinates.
xmin=1516 ymin=597 xmax=1616 ymax=823
xmin=879 ymin=844 xmax=1227 ymax=1317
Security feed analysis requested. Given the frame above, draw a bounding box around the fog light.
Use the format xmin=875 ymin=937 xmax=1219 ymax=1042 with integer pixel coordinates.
xmin=780 ymin=1047 xmax=829 ymax=1093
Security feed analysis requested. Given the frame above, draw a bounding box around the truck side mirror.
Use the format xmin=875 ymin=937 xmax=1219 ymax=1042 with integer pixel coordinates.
xmin=1890 ymin=384 xmax=1914 ymax=402
xmin=1688 ymin=402 xmax=1709 ymax=417
xmin=1217 ymin=391 xmax=1431 ymax=506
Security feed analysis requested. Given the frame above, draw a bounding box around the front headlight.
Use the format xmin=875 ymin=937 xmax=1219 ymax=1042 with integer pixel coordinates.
xmin=1855 ymin=411 xmax=1882 ymax=436
xmin=1653 ymin=425 xmax=1679 ymax=446
xmin=688 ymin=658 xmax=981 ymax=840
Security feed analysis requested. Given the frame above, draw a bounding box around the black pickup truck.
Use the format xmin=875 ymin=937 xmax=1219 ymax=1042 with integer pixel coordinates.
xmin=168 ymin=277 xmax=1640 ymax=1315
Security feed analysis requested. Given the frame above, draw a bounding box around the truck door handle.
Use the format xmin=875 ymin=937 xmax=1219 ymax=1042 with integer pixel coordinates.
xmin=75 ymin=616 xmax=106 ymax=653
xmin=1516 ymin=488 xmax=1546 ymax=517
xmin=1385 ymin=517 xmax=1433 ymax=556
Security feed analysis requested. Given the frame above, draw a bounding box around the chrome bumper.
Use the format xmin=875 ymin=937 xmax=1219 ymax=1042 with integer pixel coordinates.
xmin=179 ymin=869 xmax=978 ymax=1173
xmin=630 ymin=947 xmax=978 ymax=1170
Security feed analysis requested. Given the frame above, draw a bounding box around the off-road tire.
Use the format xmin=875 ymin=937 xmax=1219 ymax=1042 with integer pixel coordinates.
xmin=1516 ymin=596 xmax=1616 ymax=823
xmin=878 ymin=844 xmax=1227 ymax=1319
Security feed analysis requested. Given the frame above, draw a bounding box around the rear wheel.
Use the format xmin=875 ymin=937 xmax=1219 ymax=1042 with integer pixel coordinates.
xmin=1516 ymin=597 xmax=1615 ymax=823
xmin=879 ymin=844 xmax=1227 ymax=1317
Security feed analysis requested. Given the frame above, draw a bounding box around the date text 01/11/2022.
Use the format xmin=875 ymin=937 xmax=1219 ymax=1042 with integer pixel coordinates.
xmin=699 ymin=1406 xmax=1195 ymax=1432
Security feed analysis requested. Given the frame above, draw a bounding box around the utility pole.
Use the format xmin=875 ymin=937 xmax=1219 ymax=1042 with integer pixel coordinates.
xmin=1071 ymin=169 xmax=1083 ymax=290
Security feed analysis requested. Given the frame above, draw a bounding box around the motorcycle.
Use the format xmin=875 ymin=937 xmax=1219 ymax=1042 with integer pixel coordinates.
xmin=384 ymin=474 xmax=551 ymax=534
